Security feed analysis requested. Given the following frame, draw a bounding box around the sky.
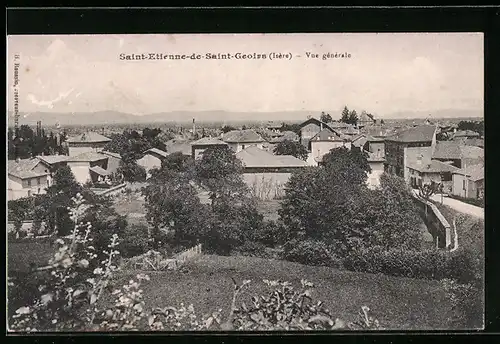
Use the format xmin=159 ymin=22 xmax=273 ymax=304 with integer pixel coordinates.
xmin=7 ymin=33 xmax=483 ymax=116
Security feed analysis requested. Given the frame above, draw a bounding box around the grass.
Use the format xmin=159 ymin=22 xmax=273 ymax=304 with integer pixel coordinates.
xmin=433 ymin=202 xmax=484 ymax=253
xmin=111 ymin=254 xmax=458 ymax=330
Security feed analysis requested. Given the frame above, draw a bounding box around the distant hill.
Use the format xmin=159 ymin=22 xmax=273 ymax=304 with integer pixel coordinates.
xmin=7 ymin=108 xmax=483 ymax=127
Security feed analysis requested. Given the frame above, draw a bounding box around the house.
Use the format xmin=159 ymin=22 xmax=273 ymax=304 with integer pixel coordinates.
xmin=309 ymin=128 xmax=352 ymax=163
xmin=223 ymin=129 xmax=266 ymax=153
xmin=351 ymin=134 xmax=367 ymax=149
xmin=65 ymin=152 xmax=109 ymax=184
xmin=236 ymin=146 xmax=308 ymax=199
xmin=384 ymin=125 xmax=438 ymax=177
xmin=136 ymin=148 xmax=169 ymax=175
xmin=191 ymin=137 xmax=229 ymax=160
xmin=366 ymin=150 xmax=385 ymax=189
xmin=298 ymin=117 xmax=337 ymax=150
xmin=8 ymin=158 xmax=51 ymax=200
xmin=432 ymin=141 xmax=484 ymax=169
xmin=452 ymin=137 xmax=484 ymax=148
xmin=36 ymin=154 xmax=70 ymax=172
xmin=403 ymin=146 xmax=459 ymax=193
xmin=268 ymin=131 xmax=300 ymax=144
xmin=451 ymin=164 xmax=484 ymax=200
xmin=451 ymin=130 xmax=480 ymax=141
xmin=66 ymin=132 xmax=111 ymax=156
xmin=364 ymin=136 xmax=385 ymax=158
xmin=357 ymin=112 xmax=376 ymax=128
xmin=264 ymin=121 xmax=283 ymax=133
xmin=100 ymin=151 xmax=122 ymax=174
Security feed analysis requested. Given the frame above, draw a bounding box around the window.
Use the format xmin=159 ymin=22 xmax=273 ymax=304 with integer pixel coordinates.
xmin=37 ymin=177 xmax=41 ymax=185
xmin=27 ymin=179 xmax=31 ymax=187
xmin=242 ymin=144 xmax=246 ymax=150
xmin=441 ymin=172 xmax=452 ymax=182
xmin=28 ymin=190 xmax=32 ymax=197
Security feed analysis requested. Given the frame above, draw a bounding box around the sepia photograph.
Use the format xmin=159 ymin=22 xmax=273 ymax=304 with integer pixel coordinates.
xmin=7 ymin=32 xmax=484 ymax=332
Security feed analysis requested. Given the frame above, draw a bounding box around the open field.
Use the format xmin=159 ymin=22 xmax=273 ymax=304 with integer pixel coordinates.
xmin=112 ymin=254 xmax=457 ymax=330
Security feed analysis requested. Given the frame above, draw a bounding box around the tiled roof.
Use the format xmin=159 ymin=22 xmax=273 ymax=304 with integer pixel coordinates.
xmin=452 ymin=130 xmax=480 ymax=139
xmin=352 ymin=135 xmax=367 ymax=148
xmin=191 ymin=137 xmax=228 ymax=146
xmin=89 ymin=166 xmax=112 ymax=176
xmin=8 ymin=159 xmax=48 ymax=179
xmin=236 ymin=146 xmax=308 ymax=168
xmin=407 ymin=159 xmax=460 ymax=174
xmin=361 ymin=126 xmax=396 ymax=138
xmin=453 ymin=164 xmax=484 ymax=181
xmin=405 ymin=146 xmax=433 ymax=168
xmin=310 ymin=128 xmax=344 ymax=142
xmin=269 ymin=131 xmax=300 ymax=143
xmin=223 ymin=129 xmax=265 ymax=143
xmin=65 ymin=151 xmax=108 ymax=162
xmin=144 ymin=148 xmax=169 ymax=158
xmin=36 ymin=155 xmax=69 ymax=165
xmin=66 ymin=132 xmax=112 ymax=143
xmin=328 ymin=121 xmax=351 ymax=129
xmin=432 ymin=142 xmax=484 ymax=160
xmin=386 ymin=125 xmax=437 ymax=143
xmin=100 ymin=151 xmax=122 ymax=159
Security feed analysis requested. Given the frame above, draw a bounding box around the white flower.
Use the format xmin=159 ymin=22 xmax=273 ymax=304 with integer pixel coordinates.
xmin=77 ymin=259 xmax=89 ymax=268
xmin=16 ymin=306 xmax=30 ymax=315
xmin=61 ymin=258 xmax=73 ymax=268
xmin=93 ymin=267 xmax=103 ymax=275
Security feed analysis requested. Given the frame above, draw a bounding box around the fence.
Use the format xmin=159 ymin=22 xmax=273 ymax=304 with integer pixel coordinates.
xmin=244 ymin=173 xmax=290 ymax=200
xmin=412 ymin=192 xmax=452 ymax=249
xmin=128 ymin=244 xmax=203 ymax=271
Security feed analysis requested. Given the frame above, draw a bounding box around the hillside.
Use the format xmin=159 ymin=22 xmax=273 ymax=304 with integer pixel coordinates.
xmin=7 ymin=107 xmax=483 ymax=127
xmin=112 ymin=254 xmax=459 ymax=330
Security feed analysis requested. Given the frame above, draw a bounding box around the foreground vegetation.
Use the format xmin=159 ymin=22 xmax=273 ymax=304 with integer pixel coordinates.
xmin=7 ymin=144 xmax=484 ymax=331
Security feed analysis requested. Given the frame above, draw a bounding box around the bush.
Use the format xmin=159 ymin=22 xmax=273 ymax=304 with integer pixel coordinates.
xmin=251 ymin=220 xmax=291 ymax=248
xmin=343 ymin=246 xmax=477 ymax=283
xmin=120 ymin=224 xmax=151 ymax=258
xmin=282 ymin=239 xmax=337 ymax=267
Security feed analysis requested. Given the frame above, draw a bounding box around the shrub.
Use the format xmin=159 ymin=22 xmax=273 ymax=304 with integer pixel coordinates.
xmin=252 ymin=220 xmax=291 ymax=248
xmin=234 ymin=241 xmax=267 ymax=258
xmin=119 ymin=224 xmax=151 ymax=258
xmin=282 ymin=239 xmax=335 ymax=267
xmin=343 ymin=246 xmax=477 ymax=283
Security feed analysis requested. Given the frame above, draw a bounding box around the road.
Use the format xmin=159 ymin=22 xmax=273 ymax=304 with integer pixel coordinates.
xmin=429 ymin=194 xmax=484 ymax=220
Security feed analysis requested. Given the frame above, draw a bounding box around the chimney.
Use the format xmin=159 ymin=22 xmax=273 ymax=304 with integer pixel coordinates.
xmin=192 ymin=118 xmax=196 ymax=134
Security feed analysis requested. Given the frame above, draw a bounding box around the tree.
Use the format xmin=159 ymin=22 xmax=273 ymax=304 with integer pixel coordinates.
xmin=320 ymin=112 xmax=333 ymax=123
xmin=221 ymin=125 xmax=237 ymax=133
xmin=380 ymin=119 xmax=385 ymax=125
xmin=418 ymin=181 xmax=440 ymax=201
xmin=194 ymin=146 xmax=248 ymax=203
xmin=273 ymin=140 xmax=309 ymax=161
xmin=279 ymin=123 xmax=302 ymax=135
xmin=348 ymin=110 xmax=358 ymax=126
xmin=279 ymin=167 xmax=423 ymax=256
xmin=117 ymin=160 xmax=147 ymax=183
xmin=322 ymin=147 xmax=371 ymax=186
xmin=340 ymin=106 xmax=350 ymax=123
xmin=143 ymin=177 xmax=212 ymax=248
xmin=43 ymin=165 xmax=83 ymax=235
